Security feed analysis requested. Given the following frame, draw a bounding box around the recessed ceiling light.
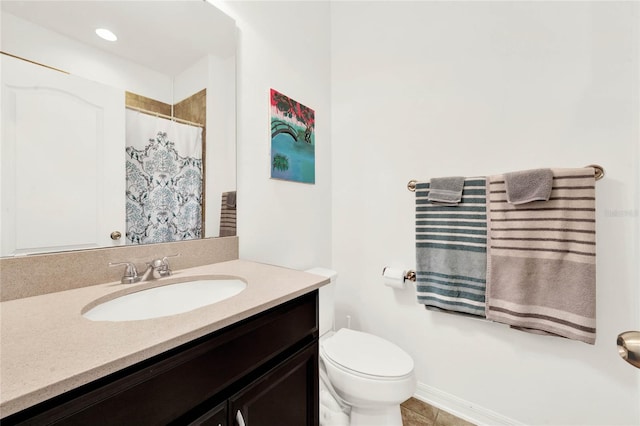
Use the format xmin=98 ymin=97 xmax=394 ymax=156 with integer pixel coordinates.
xmin=95 ymin=28 xmax=117 ymax=42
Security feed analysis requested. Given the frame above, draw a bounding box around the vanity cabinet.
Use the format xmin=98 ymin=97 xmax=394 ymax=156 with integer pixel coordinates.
xmin=2 ymin=291 xmax=319 ymax=426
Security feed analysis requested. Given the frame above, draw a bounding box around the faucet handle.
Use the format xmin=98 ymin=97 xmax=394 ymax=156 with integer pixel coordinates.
xmin=160 ymin=253 xmax=180 ymax=273
xmin=147 ymin=258 xmax=165 ymax=269
xmin=144 ymin=254 xmax=179 ymax=279
xmin=109 ymin=262 xmax=141 ymax=284
xmin=162 ymin=253 xmax=180 ymax=264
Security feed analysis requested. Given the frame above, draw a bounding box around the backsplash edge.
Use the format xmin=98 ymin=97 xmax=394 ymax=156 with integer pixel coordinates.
xmin=0 ymin=237 xmax=239 ymax=301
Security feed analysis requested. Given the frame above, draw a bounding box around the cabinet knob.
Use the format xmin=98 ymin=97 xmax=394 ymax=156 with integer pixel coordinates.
xmin=235 ymin=410 xmax=246 ymax=426
xmin=110 ymin=231 xmax=122 ymax=240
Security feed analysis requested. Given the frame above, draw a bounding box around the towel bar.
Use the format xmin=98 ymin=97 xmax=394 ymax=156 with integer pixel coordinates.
xmin=587 ymin=164 xmax=605 ymax=181
xmin=407 ymin=164 xmax=605 ymax=192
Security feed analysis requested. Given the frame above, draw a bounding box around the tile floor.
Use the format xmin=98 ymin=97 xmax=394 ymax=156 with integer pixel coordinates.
xmin=401 ymin=397 xmax=476 ymax=426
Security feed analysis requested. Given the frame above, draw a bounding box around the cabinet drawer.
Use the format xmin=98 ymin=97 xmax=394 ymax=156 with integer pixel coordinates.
xmin=6 ymin=291 xmax=318 ymax=425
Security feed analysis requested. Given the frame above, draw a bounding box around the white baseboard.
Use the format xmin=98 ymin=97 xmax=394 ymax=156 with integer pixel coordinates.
xmin=413 ymin=382 xmax=523 ymax=426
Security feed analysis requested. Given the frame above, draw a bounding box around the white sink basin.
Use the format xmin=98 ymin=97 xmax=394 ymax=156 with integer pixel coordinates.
xmin=83 ymin=278 xmax=247 ymax=322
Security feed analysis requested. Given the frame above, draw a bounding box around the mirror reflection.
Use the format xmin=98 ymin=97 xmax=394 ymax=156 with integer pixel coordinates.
xmin=0 ymin=1 xmax=237 ymax=257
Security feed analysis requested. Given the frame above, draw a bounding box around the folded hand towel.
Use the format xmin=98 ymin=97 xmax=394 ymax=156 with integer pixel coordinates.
xmin=504 ymin=168 xmax=553 ymax=205
xmin=415 ymin=178 xmax=487 ymax=317
xmin=226 ymin=190 xmax=237 ymax=207
xmin=485 ymin=167 xmax=596 ymax=344
xmin=427 ymin=176 xmax=465 ymax=206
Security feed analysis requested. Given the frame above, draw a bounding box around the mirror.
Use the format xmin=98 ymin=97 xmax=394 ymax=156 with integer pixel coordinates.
xmin=0 ymin=0 xmax=237 ymax=257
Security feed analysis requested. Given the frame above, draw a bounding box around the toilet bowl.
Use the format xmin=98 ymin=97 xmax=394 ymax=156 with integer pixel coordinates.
xmin=305 ymin=267 xmax=417 ymax=426
xmin=319 ymin=328 xmax=416 ymax=425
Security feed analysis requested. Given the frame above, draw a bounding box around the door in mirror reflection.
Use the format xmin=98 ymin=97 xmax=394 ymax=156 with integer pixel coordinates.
xmin=1 ymin=55 xmax=125 ymax=256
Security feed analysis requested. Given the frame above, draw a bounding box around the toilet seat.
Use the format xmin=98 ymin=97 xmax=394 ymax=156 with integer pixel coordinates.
xmin=321 ymin=328 xmax=414 ymax=379
xmin=321 ymin=349 xmax=414 ymax=382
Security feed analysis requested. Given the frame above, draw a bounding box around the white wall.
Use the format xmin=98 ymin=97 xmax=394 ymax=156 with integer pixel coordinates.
xmin=174 ymin=54 xmax=237 ymax=238
xmin=206 ymin=54 xmax=238 ymax=238
xmin=1 ymin=12 xmax=173 ymax=103
xmin=221 ymin=1 xmax=333 ymax=270
xmin=331 ymin=2 xmax=639 ymax=425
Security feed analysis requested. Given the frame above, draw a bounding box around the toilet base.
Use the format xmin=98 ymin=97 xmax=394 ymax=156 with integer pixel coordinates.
xmin=349 ymin=404 xmax=402 ymax=426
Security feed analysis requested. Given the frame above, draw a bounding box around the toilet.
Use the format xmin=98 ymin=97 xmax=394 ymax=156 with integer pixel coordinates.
xmin=306 ymin=268 xmax=417 ymax=426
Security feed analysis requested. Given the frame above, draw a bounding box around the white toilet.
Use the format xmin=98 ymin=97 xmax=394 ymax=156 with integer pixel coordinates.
xmin=307 ymin=268 xmax=417 ymax=426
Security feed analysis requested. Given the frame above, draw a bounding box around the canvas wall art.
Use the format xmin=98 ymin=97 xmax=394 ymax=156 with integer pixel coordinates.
xmin=270 ymin=89 xmax=315 ymax=184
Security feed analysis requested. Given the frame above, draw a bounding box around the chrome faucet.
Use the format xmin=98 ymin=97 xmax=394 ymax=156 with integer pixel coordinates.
xmin=140 ymin=256 xmax=174 ymax=281
xmin=109 ymin=254 xmax=179 ymax=284
xmin=109 ymin=261 xmax=141 ymax=284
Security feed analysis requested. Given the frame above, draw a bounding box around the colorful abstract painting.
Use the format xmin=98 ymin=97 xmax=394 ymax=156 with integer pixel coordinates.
xmin=270 ymin=89 xmax=315 ymax=184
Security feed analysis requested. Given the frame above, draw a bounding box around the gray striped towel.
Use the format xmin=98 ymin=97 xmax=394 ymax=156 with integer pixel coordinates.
xmin=415 ymin=178 xmax=487 ymax=317
xmin=219 ymin=191 xmax=237 ymax=237
xmin=486 ymin=168 xmax=596 ymax=344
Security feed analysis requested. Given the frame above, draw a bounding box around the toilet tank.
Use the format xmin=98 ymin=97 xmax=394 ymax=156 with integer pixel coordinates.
xmin=305 ymin=267 xmax=337 ymax=336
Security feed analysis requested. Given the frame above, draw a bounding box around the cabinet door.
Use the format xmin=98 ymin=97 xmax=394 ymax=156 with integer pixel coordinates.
xmin=230 ymin=342 xmax=319 ymax=426
xmin=190 ymin=401 xmax=228 ymax=426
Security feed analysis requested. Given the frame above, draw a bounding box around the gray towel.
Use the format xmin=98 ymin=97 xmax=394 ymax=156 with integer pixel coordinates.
xmin=486 ymin=168 xmax=596 ymax=344
xmin=226 ymin=190 xmax=237 ymax=207
xmin=220 ymin=191 xmax=237 ymax=237
xmin=415 ymin=178 xmax=487 ymax=317
xmin=504 ymin=168 xmax=553 ymax=205
xmin=427 ymin=176 xmax=465 ymax=206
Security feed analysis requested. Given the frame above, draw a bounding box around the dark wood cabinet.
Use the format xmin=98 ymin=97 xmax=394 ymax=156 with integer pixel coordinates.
xmin=3 ymin=291 xmax=319 ymax=426
xmin=229 ymin=342 xmax=318 ymax=426
xmin=192 ymin=341 xmax=318 ymax=426
xmin=191 ymin=401 xmax=227 ymax=426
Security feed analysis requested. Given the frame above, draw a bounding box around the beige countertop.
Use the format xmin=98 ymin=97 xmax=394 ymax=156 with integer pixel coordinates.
xmin=0 ymin=259 xmax=329 ymax=418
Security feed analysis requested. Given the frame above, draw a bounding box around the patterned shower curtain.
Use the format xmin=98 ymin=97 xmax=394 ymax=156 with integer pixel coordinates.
xmin=125 ymin=109 xmax=203 ymax=244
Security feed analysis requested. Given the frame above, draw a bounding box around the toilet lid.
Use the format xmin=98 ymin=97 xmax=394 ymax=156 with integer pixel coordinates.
xmin=321 ymin=328 xmax=414 ymax=378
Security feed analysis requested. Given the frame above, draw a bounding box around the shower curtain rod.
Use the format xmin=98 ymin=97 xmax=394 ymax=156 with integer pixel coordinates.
xmin=126 ymin=105 xmax=204 ymax=128
xmin=1 ymin=51 xmax=69 ymax=74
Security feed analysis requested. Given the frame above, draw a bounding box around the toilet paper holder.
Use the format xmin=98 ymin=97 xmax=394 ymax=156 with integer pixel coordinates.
xmin=382 ymin=267 xmax=416 ymax=282
xmin=404 ymin=270 xmax=416 ymax=282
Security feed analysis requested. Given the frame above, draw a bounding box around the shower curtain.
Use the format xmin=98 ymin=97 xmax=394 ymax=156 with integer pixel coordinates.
xmin=125 ymin=109 xmax=203 ymax=244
